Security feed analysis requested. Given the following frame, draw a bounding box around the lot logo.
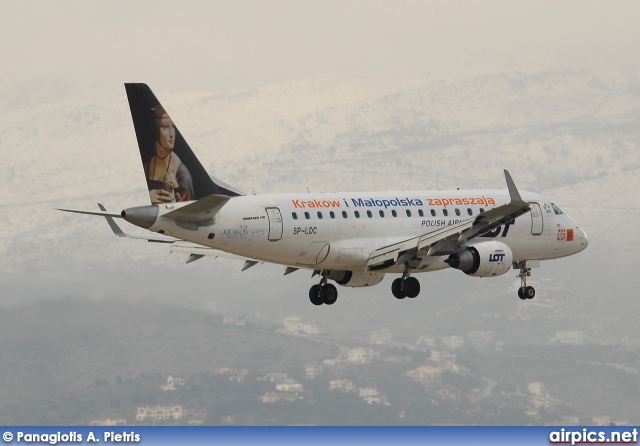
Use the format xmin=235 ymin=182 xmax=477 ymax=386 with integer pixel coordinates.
xmin=489 ymin=253 xmax=505 ymax=263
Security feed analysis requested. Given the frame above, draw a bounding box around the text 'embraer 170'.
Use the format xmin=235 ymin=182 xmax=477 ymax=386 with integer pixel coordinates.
xmin=58 ymin=84 xmax=588 ymax=305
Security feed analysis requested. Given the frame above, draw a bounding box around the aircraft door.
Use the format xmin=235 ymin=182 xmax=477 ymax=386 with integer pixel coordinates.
xmin=266 ymin=207 xmax=283 ymax=241
xmin=529 ymin=202 xmax=543 ymax=235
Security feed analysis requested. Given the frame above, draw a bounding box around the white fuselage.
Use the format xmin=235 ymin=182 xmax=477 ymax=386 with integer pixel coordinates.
xmin=147 ymin=188 xmax=587 ymax=273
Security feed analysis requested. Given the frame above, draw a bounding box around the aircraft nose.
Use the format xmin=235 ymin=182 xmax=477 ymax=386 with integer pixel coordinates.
xmin=574 ymin=225 xmax=588 ymax=252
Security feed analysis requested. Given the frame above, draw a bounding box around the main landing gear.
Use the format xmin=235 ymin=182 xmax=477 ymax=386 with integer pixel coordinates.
xmin=515 ymin=261 xmax=535 ymax=300
xmin=308 ymin=272 xmax=338 ymax=306
xmin=391 ymin=267 xmax=420 ymax=300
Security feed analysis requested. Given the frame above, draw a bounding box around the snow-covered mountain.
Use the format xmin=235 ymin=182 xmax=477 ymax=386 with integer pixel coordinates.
xmin=2 ymin=62 xmax=638 ymax=342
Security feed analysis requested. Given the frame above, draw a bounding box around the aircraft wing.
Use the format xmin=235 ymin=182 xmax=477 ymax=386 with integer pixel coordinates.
xmin=367 ymin=219 xmax=475 ymax=270
xmin=366 ymin=170 xmax=531 ymax=271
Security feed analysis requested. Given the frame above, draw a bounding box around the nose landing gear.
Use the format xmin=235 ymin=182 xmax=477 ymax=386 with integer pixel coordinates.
xmin=515 ymin=261 xmax=535 ymax=300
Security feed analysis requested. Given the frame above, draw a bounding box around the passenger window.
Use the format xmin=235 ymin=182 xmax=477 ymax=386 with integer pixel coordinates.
xmin=455 ymin=208 xmax=461 ymax=216
xmin=330 ymin=211 xmax=335 ymax=219
xmin=342 ymin=211 xmax=348 ymax=218
xmin=367 ymin=210 xmax=372 ymax=218
xmin=354 ymin=211 xmax=360 ymax=218
xmin=430 ymin=209 xmax=436 ymax=217
xmin=292 ymin=212 xmax=298 ymax=220
xmin=406 ymin=210 xmax=411 ymax=217
xmin=479 ymin=208 xmax=484 ymax=214
xmin=467 ymin=208 xmax=473 ymax=216
xmin=418 ymin=209 xmax=424 ymax=217
xmin=317 ymin=211 xmax=323 ymax=219
xmin=391 ymin=210 xmax=397 ymax=217
xmin=443 ymin=209 xmax=449 ymax=217
xmin=379 ymin=210 xmax=385 ymax=218
xmin=304 ymin=212 xmax=310 ymax=219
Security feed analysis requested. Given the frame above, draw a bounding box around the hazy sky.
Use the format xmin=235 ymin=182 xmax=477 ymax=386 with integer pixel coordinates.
xmin=1 ymin=0 xmax=637 ymax=310
xmin=1 ymin=0 xmax=638 ymax=102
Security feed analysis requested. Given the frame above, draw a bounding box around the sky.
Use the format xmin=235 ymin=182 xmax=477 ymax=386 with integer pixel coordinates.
xmin=1 ymin=0 xmax=638 ymax=301
xmin=1 ymin=0 xmax=639 ymax=107
xmin=1 ymin=0 xmax=638 ymax=308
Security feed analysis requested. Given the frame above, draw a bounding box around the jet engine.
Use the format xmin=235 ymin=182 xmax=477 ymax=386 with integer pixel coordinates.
xmin=445 ymin=241 xmax=513 ymax=277
xmin=329 ymin=271 xmax=385 ymax=287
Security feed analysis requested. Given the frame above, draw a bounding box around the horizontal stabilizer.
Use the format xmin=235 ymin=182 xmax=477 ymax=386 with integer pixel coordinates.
xmin=56 ymin=208 xmax=122 ymax=218
xmin=163 ymin=194 xmax=230 ymax=223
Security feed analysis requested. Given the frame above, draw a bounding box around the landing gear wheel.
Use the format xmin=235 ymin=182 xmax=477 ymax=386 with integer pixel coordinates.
xmin=309 ymin=284 xmax=323 ymax=306
xmin=392 ymin=278 xmax=406 ymax=299
xmin=515 ymin=261 xmax=535 ymax=301
xmin=404 ymin=277 xmax=420 ymax=298
xmin=322 ymin=283 xmax=338 ymax=305
xmin=524 ymin=286 xmax=535 ymax=299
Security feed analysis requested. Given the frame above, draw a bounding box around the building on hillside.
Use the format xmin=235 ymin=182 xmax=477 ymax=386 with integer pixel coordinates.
xmin=528 ymin=382 xmax=544 ymax=396
xmin=276 ymin=379 xmax=303 ymax=393
xmin=283 ymin=316 xmax=302 ymax=333
xmin=430 ymin=350 xmax=456 ymax=363
xmin=406 ymin=365 xmax=441 ymax=384
xmin=161 ymin=375 xmax=186 ymax=391
xmin=305 ymin=364 xmax=323 ymax=379
xmin=215 ymin=368 xmax=249 ymax=382
xmin=302 ymin=322 xmax=321 ymax=335
xmin=282 ymin=316 xmax=320 ymax=335
xmin=347 ymin=347 xmax=377 ymax=364
xmin=358 ymin=387 xmax=390 ymax=406
xmin=135 ymin=405 xmax=183 ymax=422
xmin=329 ymin=379 xmax=356 ymax=393
xmin=258 ymin=372 xmax=288 ymax=383
xmin=260 ymin=392 xmax=303 ymax=403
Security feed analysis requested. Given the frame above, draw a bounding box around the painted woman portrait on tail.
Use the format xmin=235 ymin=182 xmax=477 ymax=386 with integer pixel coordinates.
xmin=144 ymin=105 xmax=194 ymax=203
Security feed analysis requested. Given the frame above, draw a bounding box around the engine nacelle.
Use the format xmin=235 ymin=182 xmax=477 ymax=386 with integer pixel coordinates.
xmin=445 ymin=241 xmax=513 ymax=277
xmin=329 ymin=271 xmax=385 ymax=287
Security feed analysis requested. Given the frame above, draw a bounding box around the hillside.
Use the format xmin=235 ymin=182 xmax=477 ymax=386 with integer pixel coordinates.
xmin=1 ymin=299 xmax=638 ymax=425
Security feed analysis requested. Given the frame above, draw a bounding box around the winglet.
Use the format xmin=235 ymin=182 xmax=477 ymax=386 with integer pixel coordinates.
xmin=504 ymin=169 xmax=527 ymax=206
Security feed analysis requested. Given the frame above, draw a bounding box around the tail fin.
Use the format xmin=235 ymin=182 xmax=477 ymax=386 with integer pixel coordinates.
xmin=124 ymin=83 xmax=242 ymax=204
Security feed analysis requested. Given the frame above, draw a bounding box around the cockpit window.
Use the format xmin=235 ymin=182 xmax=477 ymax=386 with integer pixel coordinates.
xmin=551 ymin=203 xmax=564 ymax=215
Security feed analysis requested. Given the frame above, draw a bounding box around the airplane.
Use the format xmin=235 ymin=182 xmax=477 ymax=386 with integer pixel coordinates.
xmin=59 ymin=83 xmax=588 ymax=306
